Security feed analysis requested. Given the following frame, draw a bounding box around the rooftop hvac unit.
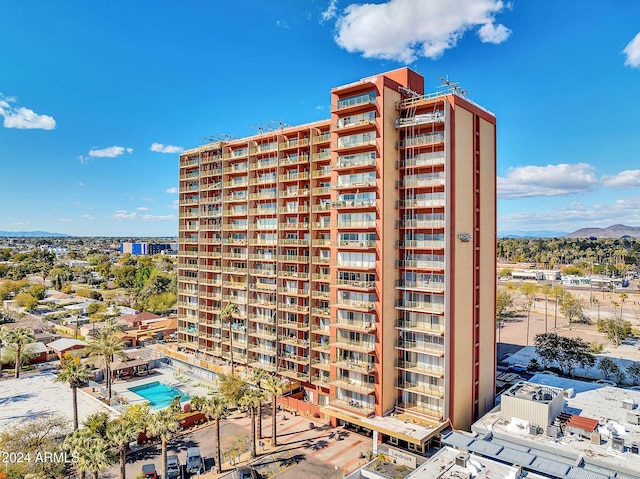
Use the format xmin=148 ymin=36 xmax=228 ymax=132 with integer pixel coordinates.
xmin=455 ymin=453 xmax=469 ymax=468
xmin=590 ymin=432 xmax=601 ymax=445
xmin=547 ymin=425 xmax=560 ymax=438
xmin=627 ymin=412 xmax=640 ymax=425
xmin=529 ymin=424 xmax=539 ymax=435
xmin=631 ymin=444 xmax=639 ymax=455
xmin=623 ymin=399 xmax=636 ymax=410
xmin=612 ymin=437 xmax=625 ymax=452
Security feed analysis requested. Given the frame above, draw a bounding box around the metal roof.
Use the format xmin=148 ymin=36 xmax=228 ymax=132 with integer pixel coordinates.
xmin=531 ymin=457 xmax=571 ymax=476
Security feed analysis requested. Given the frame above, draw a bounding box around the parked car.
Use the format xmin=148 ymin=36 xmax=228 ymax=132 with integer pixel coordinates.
xmin=141 ymin=464 xmax=158 ymax=479
xmin=596 ymin=379 xmax=617 ymax=387
xmin=166 ymin=454 xmax=181 ymax=479
xmin=236 ymin=466 xmax=258 ymax=479
xmin=508 ymin=364 xmax=527 ymax=374
xmin=186 ymin=447 xmax=205 ymax=475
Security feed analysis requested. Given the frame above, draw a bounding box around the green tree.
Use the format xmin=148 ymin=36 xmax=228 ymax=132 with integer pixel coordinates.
xmin=560 ymin=292 xmax=586 ymax=324
xmin=597 ymin=317 xmax=633 ymax=346
xmin=147 ymin=408 xmax=180 ymax=479
xmin=220 ymin=302 xmax=240 ymax=376
xmin=202 ymin=395 xmax=229 ymax=474
xmin=55 ymin=354 xmax=93 ymax=430
xmin=249 ymin=367 xmax=269 ymax=439
xmin=218 ymin=373 xmax=248 ymax=405
xmin=83 ymin=412 xmax=110 ymax=436
xmin=626 ymin=362 xmax=640 ymax=385
xmin=239 ymin=387 xmax=264 ymax=459
xmin=496 ymin=290 xmax=514 ymax=317
xmin=0 ymin=324 xmax=8 ymax=377
xmin=106 ymin=419 xmax=141 ymax=479
xmin=87 ymin=330 xmax=128 ymax=399
xmin=263 ymin=376 xmax=285 ymax=446
xmin=14 ymin=292 xmax=38 ymax=311
xmin=28 ymin=283 xmax=46 ymax=300
xmin=597 ymin=357 xmax=621 ymax=381
xmin=0 ymin=415 xmax=69 ymax=479
xmin=63 ymin=427 xmax=113 ymax=479
xmin=4 ymin=327 xmax=35 ymax=378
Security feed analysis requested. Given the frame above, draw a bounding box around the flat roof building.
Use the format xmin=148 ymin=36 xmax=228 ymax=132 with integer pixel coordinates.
xmin=177 ymin=68 xmax=497 ymax=451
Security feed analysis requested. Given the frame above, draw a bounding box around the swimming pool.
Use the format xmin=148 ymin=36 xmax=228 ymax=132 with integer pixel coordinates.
xmin=128 ymin=381 xmax=191 ymax=410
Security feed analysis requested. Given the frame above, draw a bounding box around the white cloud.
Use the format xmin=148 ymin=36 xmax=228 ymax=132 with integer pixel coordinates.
xmin=498 ymin=163 xmax=598 ymax=199
xmin=88 ymin=146 xmax=133 ymax=158
xmin=321 ymin=0 xmax=338 ymax=23
xmin=0 ymin=94 xmax=56 ymax=130
xmin=113 ymin=210 xmax=176 ymax=222
xmin=276 ymin=19 xmax=290 ymax=29
xmin=168 ymin=200 xmax=179 ymax=210
xmin=57 ymin=218 xmax=73 ymax=222
xmin=624 ymin=32 xmax=640 ymax=68
xmin=150 ymin=142 xmax=184 ymax=154
xmin=478 ymin=22 xmax=511 ymax=44
xmin=165 ymin=187 xmax=179 ymax=194
xmin=334 ymin=0 xmax=510 ymax=62
xmin=499 ymin=196 xmax=640 ymax=233
xmin=11 ymin=221 xmax=30 ymax=226
xmin=82 ymin=214 xmax=95 ymax=221
xmin=78 ymin=182 xmax=84 ymax=187
xmin=137 ymin=207 xmax=151 ymax=211
xmin=601 ymin=169 xmax=640 ymax=189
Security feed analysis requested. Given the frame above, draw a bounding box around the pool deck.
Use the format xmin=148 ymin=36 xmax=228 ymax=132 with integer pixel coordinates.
xmin=111 ymin=368 xmax=215 ymax=409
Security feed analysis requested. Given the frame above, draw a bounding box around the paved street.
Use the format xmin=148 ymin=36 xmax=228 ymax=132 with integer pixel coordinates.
xmin=103 ymin=408 xmax=371 ymax=479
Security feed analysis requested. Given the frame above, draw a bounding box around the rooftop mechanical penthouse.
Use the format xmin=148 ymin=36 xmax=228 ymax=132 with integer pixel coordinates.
xmin=177 ymin=67 xmax=497 ymax=452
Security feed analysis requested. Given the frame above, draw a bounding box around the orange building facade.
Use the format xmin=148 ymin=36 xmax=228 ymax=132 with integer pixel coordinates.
xmin=177 ymin=68 xmax=496 ymax=449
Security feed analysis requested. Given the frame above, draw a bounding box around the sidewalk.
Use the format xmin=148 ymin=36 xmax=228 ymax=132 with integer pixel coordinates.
xmin=201 ymin=410 xmax=371 ymax=478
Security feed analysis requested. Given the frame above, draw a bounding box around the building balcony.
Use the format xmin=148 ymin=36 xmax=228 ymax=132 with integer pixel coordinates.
xmin=336 ymin=220 xmax=376 ymax=229
xmin=312 ymin=273 xmax=331 ymax=282
xmin=336 ymin=240 xmax=376 ymax=249
xmin=397 ymin=240 xmax=445 ymax=249
xmin=279 ymin=171 xmax=310 ymax=182
xmin=395 ymin=280 xmax=444 ymax=292
xmin=279 ymin=138 xmax=310 ymax=150
xmin=329 ymin=398 xmax=375 ymax=414
xmin=332 ymin=338 xmax=375 ymax=354
xmin=395 ymin=359 xmax=444 ymax=378
xmin=277 ymin=303 xmax=309 ymax=313
xmin=335 ymin=299 xmax=375 ymax=311
xmin=312 ymin=132 xmax=331 ymax=144
xmin=279 ymin=189 xmax=310 ymax=198
xmin=333 ymin=359 xmax=375 ymax=374
xmin=311 ymin=256 xmax=331 ymax=264
xmin=310 ymin=373 xmax=331 ymax=385
xmin=311 ymin=307 xmax=330 ymax=318
xmin=248 ymin=253 xmax=276 ymax=261
xmin=335 ymin=261 xmax=376 ymax=271
xmin=249 ymin=158 xmax=278 ymax=171
xmin=311 ymin=186 xmax=331 ymax=196
xmin=249 ymin=176 xmax=277 ymax=186
xmin=311 ymin=290 xmax=330 ymax=300
xmin=222 ymin=194 xmax=248 ymax=203
xmin=331 ymin=378 xmax=375 ymax=394
xmin=251 ymin=282 xmax=277 ymax=292
xmin=279 ymin=238 xmax=309 ymax=246
xmin=223 ymin=238 xmax=248 ymax=246
xmin=310 ymin=341 xmax=330 ymax=351
xmin=248 ymin=313 xmax=276 ymax=324
xmin=312 ymin=150 xmax=331 ymax=162
xmin=395 ymin=300 xmax=444 ymax=313
xmin=401 ymin=155 xmax=446 ymax=169
xmin=396 ymin=340 xmax=444 ymax=357
xmin=397 ymin=382 xmax=445 ymax=399
xmin=393 ymin=402 xmax=444 ymax=421
xmin=279 ymin=270 xmax=309 ymax=279
xmin=200 ymin=196 xmax=222 ymax=205
xmin=334 ymin=319 xmax=376 ymax=333
xmin=398 ymin=260 xmax=445 ymax=270
xmin=180 ymin=157 xmax=199 ymax=168
xmin=249 ymin=191 xmax=278 ymax=201
xmin=334 ymin=179 xmax=376 ymax=190
xmin=312 ymin=221 xmax=331 ymax=230
xmin=249 ymin=268 xmax=276 ymax=277
xmin=277 ymin=287 xmax=308 ymax=296
xmin=335 ymin=279 xmax=375 ymax=290
xmin=277 ymin=254 xmax=309 ymax=263
xmin=222 ymin=252 xmax=247 ymax=260
xmin=278 ymin=222 xmax=310 ymax=230
xmin=331 ymin=199 xmax=376 ymax=209
xmin=279 ymin=154 xmax=309 ymax=166
xmin=278 ymin=367 xmax=308 ymax=381
xmin=223 ymin=164 xmax=249 ymax=175
xmin=248 ymin=207 xmax=277 ymax=216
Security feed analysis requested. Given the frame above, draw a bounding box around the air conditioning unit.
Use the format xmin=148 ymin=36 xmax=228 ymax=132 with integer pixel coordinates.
xmin=455 ymin=453 xmax=469 ymax=467
xmin=590 ymin=432 xmax=601 ymax=445
xmin=612 ymin=437 xmax=625 ymax=452
xmin=631 ymin=443 xmax=639 ymax=455
xmin=627 ymin=412 xmax=640 ymax=425
xmin=529 ymin=424 xmax=539 ymax=435
xmin=623 ymin=399 xmax=636 ymax=410
xmin=547 ymin=425 xmax=560 ymax=438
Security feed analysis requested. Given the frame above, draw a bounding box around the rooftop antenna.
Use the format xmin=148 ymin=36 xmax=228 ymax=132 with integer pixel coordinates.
xmin=438 ymin=75 xmax=467 ymax=96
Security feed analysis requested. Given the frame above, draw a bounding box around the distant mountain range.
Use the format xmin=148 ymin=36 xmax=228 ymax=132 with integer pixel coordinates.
xmin=499 ymin=230 xmax=568 ymax=238
xmin=0 ymin=231 xmax=70 ymax=237
xmin=564 ymin=224 xmax=640 ymax=239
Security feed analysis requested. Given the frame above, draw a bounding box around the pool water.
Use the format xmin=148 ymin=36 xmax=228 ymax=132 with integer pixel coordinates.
xmin=128 ymin=381 xmax=191 ymax=410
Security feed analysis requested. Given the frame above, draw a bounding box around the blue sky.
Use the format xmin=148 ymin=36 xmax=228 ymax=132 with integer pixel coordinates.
xmin=1 ymin=0 xmax=639 ymax=237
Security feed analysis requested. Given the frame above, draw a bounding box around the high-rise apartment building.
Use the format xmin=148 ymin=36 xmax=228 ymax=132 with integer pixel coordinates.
xmin=177 ymin=67 xmax=496 ymax=452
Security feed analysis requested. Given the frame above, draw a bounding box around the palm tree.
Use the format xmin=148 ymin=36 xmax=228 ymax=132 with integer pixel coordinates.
xmin=106 ymin=419 xmax=140 ymax=479
xmin=263 ymin=376 xmax=285 ymax=446
xmin=249 ymin=368 xmax=269 ymax=439
xmin=220 ymin=302 xmax=240 ymax=376
xmin=147 ymin=407 xmax=180 ymax=479
xmin=63 ymin=428 xmax=112 ymax=479
xmin=202 ymin=395 xmax=229 ymax=473
xmin=5 ymin=327 xmax=35 ymax=378
xmin=0 ymin=324 xmax=8 ymax=378
xmin=87 ymin=330 xmax=127 ymax=399
xmin=55 ymin=355 xmax=92 ymax=430
xmin=239 ymin=388 xmax=263 ymax=458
